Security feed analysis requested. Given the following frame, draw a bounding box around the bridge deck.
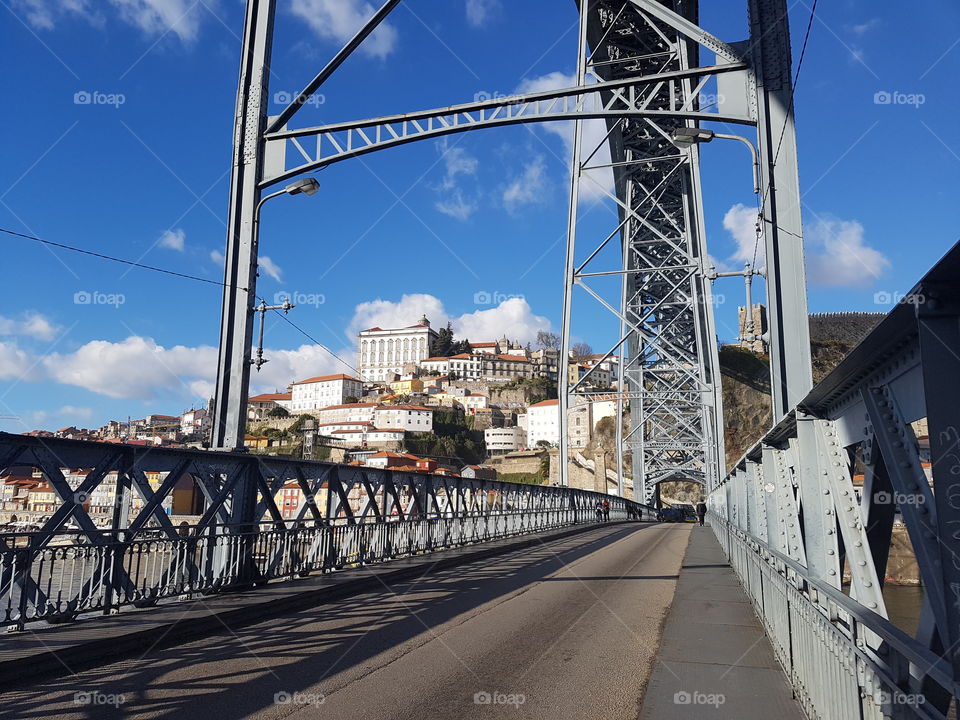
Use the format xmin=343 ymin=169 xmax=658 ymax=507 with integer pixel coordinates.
xmin=639 ymin=525 xmax=804 ymax=719
xmin=0 ymin=522 xmax=802 ymax=719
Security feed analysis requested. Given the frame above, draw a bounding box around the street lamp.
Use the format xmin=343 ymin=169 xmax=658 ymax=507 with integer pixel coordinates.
xmin=247 ymin=176 xmax=319 ymax=371
xmin=670 ymin=127 xmax=760 ymax=194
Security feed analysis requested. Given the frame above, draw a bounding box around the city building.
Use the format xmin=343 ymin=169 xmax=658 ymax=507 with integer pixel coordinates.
xmin=373 ymin=405 xmax=433 ymax=433
xmin=526 ymin=399 xmax=560 ymax=447
xmin=248 ymin=392 xmax=292 ymax=421
xmin=357 ymin=315 xmax=438 ymax=382
xmin=290 ymin=374 xmax=363 ymax=413
xmin=484 ymin=426 xmax=527 ymax=454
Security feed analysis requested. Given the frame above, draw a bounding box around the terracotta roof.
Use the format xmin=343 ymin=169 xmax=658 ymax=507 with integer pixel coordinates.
xmin=448 ymin=353 xmax=474 ymax=359
xmin=249 ymin=392 xmax=292 ymax=402
xmin=380 ymin=405 xmax=432 ymax=412
xmin=421 ymin=356 xmax=451 ymax=363
xmin=497 ymin=354 xmax=529 ymax=362
xmin=362 ymin=327 xmax=383 ymax=332
xmin=529 ymin=399 xmax=559 ymax=408
xmin=292 ymin=374 xmax=361 ymax=385
xmin=471 ymin=342 xmax=496 ymax=347
xmin=317 ymin=421 xmax=372 ymax=427
xmin=319 ymin=403 xmax=378 ymax=411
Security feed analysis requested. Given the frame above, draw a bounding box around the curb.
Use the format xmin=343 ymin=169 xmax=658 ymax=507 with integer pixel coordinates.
xmin=0 ymin=520 xmax=641 ymax=689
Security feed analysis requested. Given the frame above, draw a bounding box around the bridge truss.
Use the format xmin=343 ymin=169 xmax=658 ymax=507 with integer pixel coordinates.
xmin=212 ymin=0 xmax=813 ymax=509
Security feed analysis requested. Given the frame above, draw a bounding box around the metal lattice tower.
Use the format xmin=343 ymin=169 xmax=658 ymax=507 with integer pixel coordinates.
xmin=211 ymin=0 xmax=812 ymax=510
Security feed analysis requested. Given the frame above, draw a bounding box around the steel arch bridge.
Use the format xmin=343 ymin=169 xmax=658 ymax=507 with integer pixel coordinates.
xmin=211 ymin=0 xmax=812 ymax=509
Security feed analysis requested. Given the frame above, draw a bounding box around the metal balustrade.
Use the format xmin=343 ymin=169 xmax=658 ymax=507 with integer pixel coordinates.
xmin=709 ymin=242 xmax=960 ymax=716
xmin=0 ymin=433 xmax=652 ymax=629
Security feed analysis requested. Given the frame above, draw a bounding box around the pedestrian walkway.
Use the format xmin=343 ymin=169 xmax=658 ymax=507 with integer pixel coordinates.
xmin=638 ymin=524 xmax=805 ymax=720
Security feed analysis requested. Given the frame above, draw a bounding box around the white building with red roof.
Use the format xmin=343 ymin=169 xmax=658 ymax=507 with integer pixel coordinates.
xmin=290 ymin=374 xmax=363 ymax=413
xmin=247 ymin=392 xmax=292 ymax=421
xmin=357 ymin=315 xmax=438 ymax=382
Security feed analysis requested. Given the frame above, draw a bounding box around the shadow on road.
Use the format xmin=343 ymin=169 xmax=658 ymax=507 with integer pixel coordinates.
xmin=3 ymin=523 xmax=667 ymax=720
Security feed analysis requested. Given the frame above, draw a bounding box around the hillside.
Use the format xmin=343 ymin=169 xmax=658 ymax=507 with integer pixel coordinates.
xmin=721 ymin=312 xmax=883 ymax=470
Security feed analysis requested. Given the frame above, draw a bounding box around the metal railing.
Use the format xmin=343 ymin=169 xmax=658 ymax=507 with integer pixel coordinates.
xmin=0 ymin=433 xmax=652 ymax=629
xmin=709 ymin=241 xmax=960 ymax=716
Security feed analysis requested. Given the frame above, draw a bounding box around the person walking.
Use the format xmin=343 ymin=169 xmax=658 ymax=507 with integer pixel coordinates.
xmin=602 ymin=500 xmax=610 ymax=521
xmin=696 ymin=501 xmax=707 ymax=527
xmin=595 ymin=500 xmax=604 ymax=522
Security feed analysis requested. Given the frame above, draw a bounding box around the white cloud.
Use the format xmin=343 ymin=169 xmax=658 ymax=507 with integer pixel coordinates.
xmin=14 ymin=0 xmax=204 ymax=41
xmin=434 ymin=138 xmax=479 ymax=220
xmin=722 ymin=203 xmax=889 ymax=288
xmin=805 ymin=217 xmax=889 ymax=288
xmin=0 ymin=313 xmax=59 ymax=341
xmin=348 ymin=294 xmax=449 ymax=340
xmin=289 ymin=0 xmax=397 ymax=59
xmin=346 ymin=294 xmax=551 ymax=347
xmin=723 ymin=203 xmax=761 ymax=266
xmin=210 ymin=249 xmax=224 ymax=264
xmin=259 ymin=256 xmax=283 ymax=282
xmin=0 ymin=341 xmax=39 ymax=381
xmin=57 ymin=405 xmax=93 ymax=420
xmin=465 ymin=0 xmax=499 ymax=27
xmin=515 ymin=71 xmax=613 ymax=201
xmin=454 ymin=297 xmax=551 ymax=345
xmin=436 ymin=190 xmax=478 ymax=220
xmin=851 ymin=18 xmax=880 ymax=35
xmin=503 ymin=155 xmax=549 ymax=211
xmin=252 ymin=344 xmax=355 ymax=391
xmin=109 ymin=0 xmax=204 ymax=42
xmin=43 ymin=336 xmax=218 ymax=399
xmin=158 ymin=228 xmax=185 ymax=251
xmin=437 ymin=138 xmax=478 ymax=190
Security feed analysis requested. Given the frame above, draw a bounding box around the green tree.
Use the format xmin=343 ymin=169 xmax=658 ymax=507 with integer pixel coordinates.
xmin=267 ymin=406 xmax=289 ymax=418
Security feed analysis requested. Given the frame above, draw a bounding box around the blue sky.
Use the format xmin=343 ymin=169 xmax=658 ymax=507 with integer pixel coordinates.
xmin=1 ymin=0 xmax=958 ymax=432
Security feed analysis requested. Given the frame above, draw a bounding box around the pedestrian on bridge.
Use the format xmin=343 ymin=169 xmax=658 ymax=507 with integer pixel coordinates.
xmin=696 ymin=501 xmax=707 ymax=527
xmin=595 ymin=501 xmax=604 ymax=522
xmin=602 ymin=500 xmax=610 ymax=521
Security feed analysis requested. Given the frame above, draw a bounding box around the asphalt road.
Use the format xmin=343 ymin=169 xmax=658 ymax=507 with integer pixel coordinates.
xmin=2 ymin=522 xmax=692 ymax=720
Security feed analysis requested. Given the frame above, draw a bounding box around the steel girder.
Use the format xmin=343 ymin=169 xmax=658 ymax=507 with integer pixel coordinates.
xmin=555 ymin=0 xmax=728 ymax=503
xmin=711 ymin=243 xmax=960 ymax=714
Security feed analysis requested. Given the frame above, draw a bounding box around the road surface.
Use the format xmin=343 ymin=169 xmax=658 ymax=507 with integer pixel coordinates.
xmin=3 ymin=522 xmax=691 ymax=720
